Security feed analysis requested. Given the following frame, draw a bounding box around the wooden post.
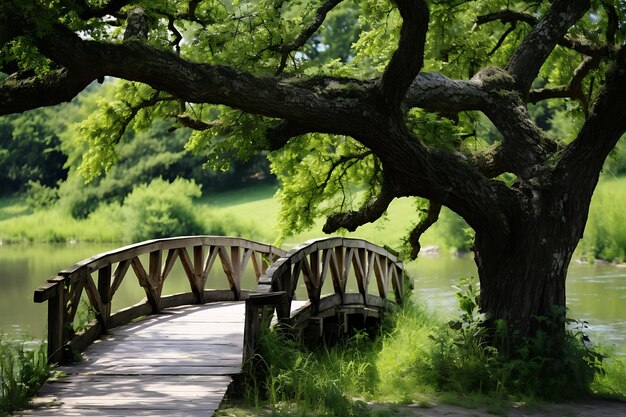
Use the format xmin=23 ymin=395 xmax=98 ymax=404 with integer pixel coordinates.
xmin=98 ymin=265 xmax=112 ymax=333
xmin=242 ymin=300 xmax=260 ymax=365
xmin=242 ymin=291 xmax=286 ymax=365
xmin=149 ymin=250 xmax=163 ymax=311
xmin=34 ymin=277 xmax=66 ymax=364
xmin=193 ymin=245 xmax=204 ymax=303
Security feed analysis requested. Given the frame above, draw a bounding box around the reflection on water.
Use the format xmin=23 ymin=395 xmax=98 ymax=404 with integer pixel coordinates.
xmin=0 ymin=243 xmax=624 ymax=353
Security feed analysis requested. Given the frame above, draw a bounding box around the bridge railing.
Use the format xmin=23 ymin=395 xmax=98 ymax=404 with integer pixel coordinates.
xmin=33 ymin=236 xmax=285 ymax=364
xmin=256 ymin=237 xmax=407 ymax=322
xmin=243 ymin=237 xmax=407 ymax=363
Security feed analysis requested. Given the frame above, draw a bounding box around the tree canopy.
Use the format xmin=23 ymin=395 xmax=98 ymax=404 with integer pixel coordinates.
xmin=2 ymin=0 xmax=626 ymax=339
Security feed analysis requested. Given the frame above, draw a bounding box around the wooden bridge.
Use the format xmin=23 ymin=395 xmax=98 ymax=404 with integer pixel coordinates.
xmin=23 ymin=236 xmax=407 ymax=416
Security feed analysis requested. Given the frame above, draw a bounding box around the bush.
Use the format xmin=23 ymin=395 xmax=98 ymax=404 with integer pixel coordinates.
xmin=0 ymin=335 xmax=51 ymax=413
xmin=421 ymin=277 xmax=605 ymax=400
xmin=25 ymin=181 xmax=59 ymax=209
xmin=121 ymin=177 xmax=206 ymax=241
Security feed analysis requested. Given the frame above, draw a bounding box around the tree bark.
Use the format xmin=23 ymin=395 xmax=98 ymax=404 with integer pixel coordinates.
xmin=472 ymin=168 xmax=598 ymax=342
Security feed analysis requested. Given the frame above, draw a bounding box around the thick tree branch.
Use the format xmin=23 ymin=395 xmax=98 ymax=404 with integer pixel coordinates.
xmin=407 ymin=201 xmax=442 ymax=260
xmin=527 ymin=86 xmax=570 ymax=103
xmin=272 ymin=0 xmax=343 ymax=75
xmin=0 ymin=69 xmax=93 ymax=114
xmin=505 ymin=0 xmax=590 ymax=93
xmin=477 ymin=6 xmax=607 ymax=60
xmin=323 ymin=182 xmax=394 ymax=233
xmin=404 ymin=68 xmax=556 ymax=179
xmin=379 ymin=0 xmax=429 ymax=107
xmin=558 ymin=36 xmax=611 ymax=59
xmin=404 ymin=72 xmax=488 ymax=112
xmin=0 ymin=24 xmax=367 ymax=139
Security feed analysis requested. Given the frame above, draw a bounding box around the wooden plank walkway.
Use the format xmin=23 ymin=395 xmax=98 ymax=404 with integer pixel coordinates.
xmin=20 ymin=302 xmax=247 ymax=417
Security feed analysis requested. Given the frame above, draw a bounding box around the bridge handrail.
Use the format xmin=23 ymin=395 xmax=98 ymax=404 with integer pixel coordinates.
xmin=256 ymin=237 xmax=406 ymax=320
xmin=34 ymin=235 xmax=285 ymax=364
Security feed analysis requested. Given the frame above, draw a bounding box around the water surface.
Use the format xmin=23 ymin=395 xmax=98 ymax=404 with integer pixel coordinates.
xmin=0 ymin=243 xmax=623 ymax=353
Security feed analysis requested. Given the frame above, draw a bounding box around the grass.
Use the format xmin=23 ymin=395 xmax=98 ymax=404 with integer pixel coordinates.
xmin=0 ymin=334 xmax=51 ymax=414
xmin=231 ymin=287 xmax=626 ymax=417
xmin=227 ymin=296 xmax=626 ymax=417
xmin=579 ymin=176 xmax=626 ymax=261
xmin=197 ymin=184 xmax=450 ymax=250
xmin=0 ymin=183 xmax=449 ymax=251
xmin=3 ymin=175 xmax=624 ymax=261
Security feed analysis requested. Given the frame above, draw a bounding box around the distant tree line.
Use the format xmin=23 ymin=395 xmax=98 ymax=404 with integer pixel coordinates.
xmin=0 ymin=82 xmax=275 ymax=217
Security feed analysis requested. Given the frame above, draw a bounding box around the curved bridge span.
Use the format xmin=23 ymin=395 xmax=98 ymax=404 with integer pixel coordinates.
xmin=25 ymin=236 xmax=409 ymax=416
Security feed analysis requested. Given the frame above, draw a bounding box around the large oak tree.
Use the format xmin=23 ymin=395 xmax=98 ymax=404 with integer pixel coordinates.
xmin=1 ymin=0 xmax=625 ymax=339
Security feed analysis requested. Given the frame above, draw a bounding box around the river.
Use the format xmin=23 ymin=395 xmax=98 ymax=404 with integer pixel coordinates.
xmin=0 ymin=242 xmax=624 ymax=353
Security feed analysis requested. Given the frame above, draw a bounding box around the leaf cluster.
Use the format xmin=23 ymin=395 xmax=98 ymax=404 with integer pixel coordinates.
xmin=270 ymin=133 xmax=382 ymax=240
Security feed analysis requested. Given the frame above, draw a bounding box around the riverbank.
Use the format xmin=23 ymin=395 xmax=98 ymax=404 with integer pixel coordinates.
xmin=4 ymin=176 xmax=626 ymax=263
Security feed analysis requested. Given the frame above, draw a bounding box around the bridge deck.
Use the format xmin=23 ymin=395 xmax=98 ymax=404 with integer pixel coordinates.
xmin=21 ymin=302 xmax=246 ymax=417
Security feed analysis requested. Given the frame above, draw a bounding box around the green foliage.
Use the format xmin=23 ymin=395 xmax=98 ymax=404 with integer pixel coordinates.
xmin=73 ymin=299 xmax=97 ymax=333
xmin=270 ymin=133 xmax=382 ymax=240
xmin=0 ymin=335 xmax=50 ymax=413
xmin=250 ymin=328 xmax=379 ymax=416
xmin=0 ymin=201 xmax=122 ymax=243
xmin=604 ymin=139 xmax=626 ymax=176
xmin=592 ymin=349 xmax=626 ymax=400
xmin=420 ymin=277 xmax=606 ymax=400
xmin=186 ymin=107 xmax=270 ymax=172
xmin=73 ymin=82 xmax=171 ymax=181
xmin=242 ymin=292 xmax=619 ymax=415
xmin=25 ymin=181 xmax=59 ymax=209
xmin=436 ymin=207 xmax=474 ymax=252
xmin=0 ymin=109 xmax=68 ymax=195
xmin=118 ymin=177 xmax=206 ymax=242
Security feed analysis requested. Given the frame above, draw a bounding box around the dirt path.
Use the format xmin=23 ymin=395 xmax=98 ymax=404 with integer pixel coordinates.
xmin=379 ymin=400 xmax=626 ymax=417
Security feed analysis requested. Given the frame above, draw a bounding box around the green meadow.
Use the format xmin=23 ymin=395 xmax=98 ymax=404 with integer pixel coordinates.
xmin=0 ymin=183 xmax=448 ymax=251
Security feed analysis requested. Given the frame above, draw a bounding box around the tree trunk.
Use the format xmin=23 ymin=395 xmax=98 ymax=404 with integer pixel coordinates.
xmin=472 ymin=180 xmax=592 ymax=344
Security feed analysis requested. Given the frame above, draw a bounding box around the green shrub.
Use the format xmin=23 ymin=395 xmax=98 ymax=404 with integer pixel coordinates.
xmin=120 ymin=177 xmax=206 ymax=241
xmin=25 ymin=181 xmax=59 ymax=209
xmin=0 ymin=335 xmax=51 ymax=413
xmin=420 ymin=277 xmax=605 ymax=400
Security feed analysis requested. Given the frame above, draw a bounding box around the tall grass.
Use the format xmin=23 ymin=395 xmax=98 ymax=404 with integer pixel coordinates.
xmin=0 ymin=205 xmax=122 ymax=243
xmin=580 ymin=176 xmax=626 ymax=261
xmin=248 ymin=328 xmax=379 ymax=416
xmin=244 ymin=281 xmax=625 ymax=416
xmin=0 ymin=335 xmax=51 ymax=413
